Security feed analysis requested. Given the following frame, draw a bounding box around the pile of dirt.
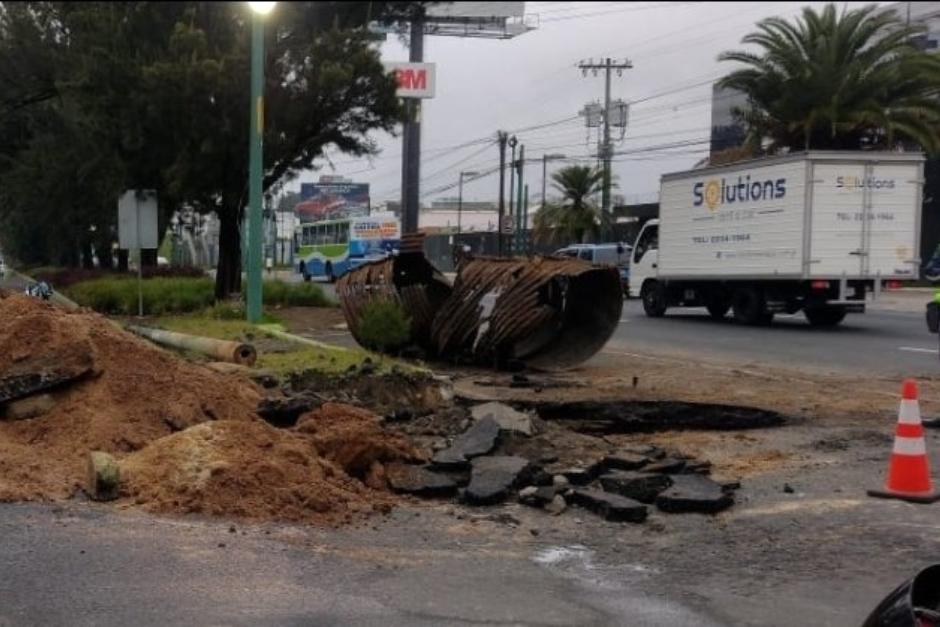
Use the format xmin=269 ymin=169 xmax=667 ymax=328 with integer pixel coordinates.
xmin=120 ymin=420 xmax=396 ymax=525
xmin=0 ymin=294 xmax=261 ymax=500
xmin=295 ymin=402 xmax=419 ymax=483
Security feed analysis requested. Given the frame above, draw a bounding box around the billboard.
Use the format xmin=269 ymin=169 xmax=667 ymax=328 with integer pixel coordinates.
xmin=427 ymin=2 xmax=524 ymax=18
xmin=296 ymin=182 xmax=370 ymax=222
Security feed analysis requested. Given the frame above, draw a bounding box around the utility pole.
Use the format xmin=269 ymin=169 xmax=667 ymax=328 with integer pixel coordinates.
xmin=578 ymin=58 xmax=631 ymax=241
xmin=508 ymin=136 xmax=518 ymax=236
xmin=401 ymin=16 xmax=424 ymax=235
xmin=497 ymin=132 xmax=508 ymax=256
xmin=522 ymin=184 xmax=529 ymax=255
xmin=514 ymin=144 xmax=525 ymax=255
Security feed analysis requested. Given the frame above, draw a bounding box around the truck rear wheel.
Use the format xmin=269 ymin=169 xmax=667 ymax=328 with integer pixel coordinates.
xmin=732 ymin=287 xmax=771 ymax=326
xmin=641 ymin=281 xmax=667 ymax=318
xmin=804 ymin=306 xmax=846 ymax=327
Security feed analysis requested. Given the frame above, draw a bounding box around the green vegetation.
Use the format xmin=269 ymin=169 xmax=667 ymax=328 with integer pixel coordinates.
xmin=68 ymin=277 xmax=216 ymax=315
xmin=67 ymin=277 xmax=333 ymax=315
xmin=156 ymin=315 xmax=392 ymax=377
xmin=262 ymin=280 xmax=333 ymax=308
xmin=356 ymin=301 xmax=412 ymax=353
xmin=533 ymin=165 xmax=612 ymax=244
xmin=719 ymin=3 xmax=940 ymax=153
xmin=0 ymin=2 xmax=416 ymax=294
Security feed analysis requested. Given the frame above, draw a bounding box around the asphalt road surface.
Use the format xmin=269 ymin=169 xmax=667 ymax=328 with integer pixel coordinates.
xmin=604 ymin=299 xmax=938 ymax=376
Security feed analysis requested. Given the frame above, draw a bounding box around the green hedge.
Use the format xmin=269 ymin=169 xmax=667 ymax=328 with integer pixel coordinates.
xmin=67 ymin=277 xmax=333 ymax=315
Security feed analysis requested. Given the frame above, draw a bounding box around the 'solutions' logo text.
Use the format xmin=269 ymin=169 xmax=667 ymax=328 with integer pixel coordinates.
xmin=836 ymin=176 xmax=895 ymax=190
xmin=693 ymin=175 xmax=786 ymax=210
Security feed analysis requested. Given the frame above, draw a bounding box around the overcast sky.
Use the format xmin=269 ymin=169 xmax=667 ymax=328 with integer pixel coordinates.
xmin=290 ymin=1 xmax=877 ymax=208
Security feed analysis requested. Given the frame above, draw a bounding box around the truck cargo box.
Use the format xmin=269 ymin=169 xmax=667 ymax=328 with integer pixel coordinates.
xmin=657 ymin=152 xmax=923 ymax=281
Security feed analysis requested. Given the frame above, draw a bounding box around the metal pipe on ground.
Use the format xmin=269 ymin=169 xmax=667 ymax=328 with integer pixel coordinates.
xmin=126 ymin=326 xmax=257 ymax=366
xmin=336 ymin=239 xmax=623 ymax=370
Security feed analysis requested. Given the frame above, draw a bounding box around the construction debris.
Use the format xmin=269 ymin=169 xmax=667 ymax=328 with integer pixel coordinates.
xmin=569 ymin=488 xmax=648 ymax=523
xmin=386 ymin=463 xmax=457 ymax=497
xmin=336 ymin=245 xmax=624 ymax=370
xmin=470 ymin=401 xmax=535 ymax=436
xmin=464 ymin=456 xmax=533 ymax=505
xmin=599 ymin=471 xmax=673 ymax=504
xmin=87 ymin=451 xmax=121 ymax=501
xmin=655 ymin=475 xmax=735 ymax=514
xmin=431 ymin=416 xmax=501 ymax=470
xmin=127 ymin=325 xmax=257 ymax=366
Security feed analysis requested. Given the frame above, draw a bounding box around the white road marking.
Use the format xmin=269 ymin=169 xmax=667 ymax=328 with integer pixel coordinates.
xmin=899 ymin=346 xmax=938 ymax=354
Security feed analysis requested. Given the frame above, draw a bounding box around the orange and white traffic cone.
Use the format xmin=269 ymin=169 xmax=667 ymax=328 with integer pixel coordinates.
xmin=868 ymin=379 xmax=940 ymax=504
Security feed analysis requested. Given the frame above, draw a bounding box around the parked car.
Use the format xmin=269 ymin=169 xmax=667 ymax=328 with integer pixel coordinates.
xmin=554 ymin=243 xmax=632 ymax=293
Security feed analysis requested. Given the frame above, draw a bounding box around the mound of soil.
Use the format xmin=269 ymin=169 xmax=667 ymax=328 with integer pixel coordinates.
xmin=296 ymin=402 xmax=420 ymax=479
xmin=0 ymin=295 xmax=261 ymax=501
xmin=121 ymin=420 xmax=396 ymax=525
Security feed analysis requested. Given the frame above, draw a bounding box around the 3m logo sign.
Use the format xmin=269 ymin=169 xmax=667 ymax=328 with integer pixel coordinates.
xmin=384 ymin=62 xmax=436 ymax=99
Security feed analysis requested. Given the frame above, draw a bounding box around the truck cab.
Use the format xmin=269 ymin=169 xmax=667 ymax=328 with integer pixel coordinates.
xmin=628 ymin=221 xmax=659 ymax=300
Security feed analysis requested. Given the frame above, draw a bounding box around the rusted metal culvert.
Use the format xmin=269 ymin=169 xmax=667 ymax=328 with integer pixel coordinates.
xmin=337 ymin=241 xmax=623 ymax=370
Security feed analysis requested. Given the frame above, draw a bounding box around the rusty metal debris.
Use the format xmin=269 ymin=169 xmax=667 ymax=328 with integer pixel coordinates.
xmin=337 ymin=236 xmax=623 ymax=370
xmin=336 ymin=234 xmax=452 ymax=352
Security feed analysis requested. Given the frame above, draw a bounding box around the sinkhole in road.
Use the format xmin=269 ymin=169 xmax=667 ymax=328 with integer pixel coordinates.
xmin=512 ymin=399 xmax=786 ymax=434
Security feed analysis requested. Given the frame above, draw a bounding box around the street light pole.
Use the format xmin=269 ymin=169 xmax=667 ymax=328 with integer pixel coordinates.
xmin=246 ymin=1 xmax=275 ymax=323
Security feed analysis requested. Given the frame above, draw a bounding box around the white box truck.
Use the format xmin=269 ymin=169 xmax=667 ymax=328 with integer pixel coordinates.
xmin=629 ymin=151 xmax=924 ymax=326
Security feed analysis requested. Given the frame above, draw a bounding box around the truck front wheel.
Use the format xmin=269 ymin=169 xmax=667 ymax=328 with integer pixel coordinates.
xmin=804 ymin=306 xmax=846 ymax=327
xmin=732 ymin=287 xmax=772 ymax=326
xmin=641 ymin=281 xmax=667 ymax=318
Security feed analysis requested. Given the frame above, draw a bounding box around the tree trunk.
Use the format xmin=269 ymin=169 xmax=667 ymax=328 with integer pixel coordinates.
xmin=97 ymin=241 xmax=113 ymax=270
xmin=214 ymin=207 xmax=242 ymax=300
xmin=81 ymin=242 xmax=94 ymax=269
xmin=117 ymin=249 xmax=129 ymax=272
xmin=141 ymin=249 xmax=157 ymax=268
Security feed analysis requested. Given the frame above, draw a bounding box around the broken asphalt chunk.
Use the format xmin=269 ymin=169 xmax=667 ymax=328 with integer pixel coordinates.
xmin=518 ymin=485 xmax=557 ymax=508
xmin=599 ymin=471 xmax=673 ymax=504
xmin=464 ymin=456 xmax=532 ymax=505
xmin=655 ymin=475 xmax=734 ymax=514
xmin=570 ymin=488 xmax=648 ymax=523
xmin=470 ymin=402 xmax=534 ymax=436
xmin=601 ymin=451 xmax=651 ymax=472
xmin=644 ymin=458 xmax=686 ymax=474
xmin=386 ymin=463 xmax=457 ymax=498
xmin=431 ymin=416 xmax=501 ymax=471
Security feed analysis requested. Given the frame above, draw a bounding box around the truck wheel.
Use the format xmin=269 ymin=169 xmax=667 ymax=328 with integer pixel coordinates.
xmin=732 ymin=287 xmax=770 ymax=326
xmin=804 ymin=306 xmax=846 ymax=327
xmin=641 ymin=281 xmax=667 ymax=318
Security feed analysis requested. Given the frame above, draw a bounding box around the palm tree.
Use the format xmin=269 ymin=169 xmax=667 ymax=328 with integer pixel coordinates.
xmin=718 ymin=4 xmax=940 ymax=154
xmin=533 ymin=165 xmax=611 ymax=244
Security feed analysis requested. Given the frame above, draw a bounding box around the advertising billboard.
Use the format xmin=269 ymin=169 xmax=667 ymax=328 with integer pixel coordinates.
xmin=296 ymin=182 xmax=370 ymax=222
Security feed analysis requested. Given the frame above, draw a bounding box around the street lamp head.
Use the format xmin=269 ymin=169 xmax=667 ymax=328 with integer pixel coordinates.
xmin=248 ymin=1 xmax=276 ymax=15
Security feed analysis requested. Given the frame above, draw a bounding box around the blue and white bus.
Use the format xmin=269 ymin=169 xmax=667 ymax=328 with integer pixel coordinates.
xmin=295 ymin=215 xmax=401 ymax=282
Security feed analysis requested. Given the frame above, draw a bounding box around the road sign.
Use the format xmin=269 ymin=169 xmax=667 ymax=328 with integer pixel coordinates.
xmin=118 ymin=190 xmax=158 ymax=250
xmin=384 ymin=62 xmax=436 ymax=99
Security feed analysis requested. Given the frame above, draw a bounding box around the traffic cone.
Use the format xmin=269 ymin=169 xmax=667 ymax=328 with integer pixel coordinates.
xmin=868 ymin=380 xmax=940 ymax=503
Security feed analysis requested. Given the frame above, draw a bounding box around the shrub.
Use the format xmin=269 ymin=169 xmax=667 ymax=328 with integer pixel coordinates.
xmin=67 ymin=277 xmax=215 ymax=315
xmin=356 ymin=300 xmax=412 ymax=353
xmin=34 ymin=266 xmax=206 ymax=289
xmin=262 ymin=280 xmax=333 ymax=307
